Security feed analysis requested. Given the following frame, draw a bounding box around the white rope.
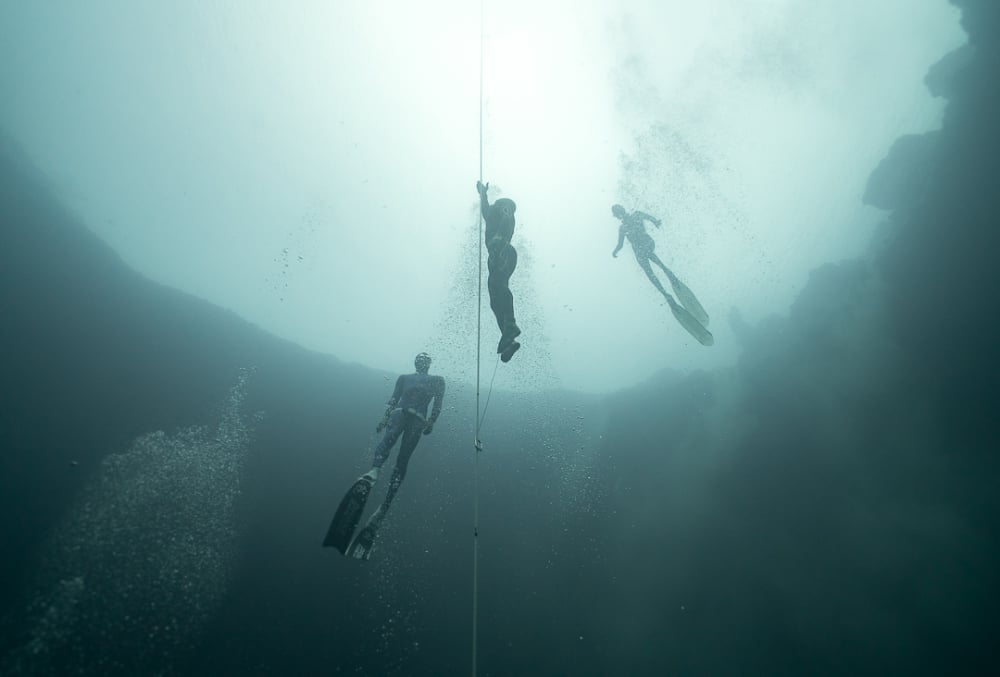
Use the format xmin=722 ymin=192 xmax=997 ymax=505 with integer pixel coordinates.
xmin=472 ymin=0 xmax=484 ymax=674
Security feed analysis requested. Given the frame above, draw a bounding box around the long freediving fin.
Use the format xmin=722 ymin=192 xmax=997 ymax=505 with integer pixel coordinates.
xmin=346 ymin=525 xmax=378 ymax=560
xmin=346 ymin=508 xmax=385 ymax=561
xmin=664 ymin=268 xmax=710 ymax=327
xmin=323 ymin=474 xmax=375 ymax=553
xmin=667 ymin=297 xmax=714 ymax=347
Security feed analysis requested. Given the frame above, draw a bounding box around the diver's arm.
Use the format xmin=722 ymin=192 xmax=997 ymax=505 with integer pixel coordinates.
xmin=430 ymin=378 xmax=444 ymax=422
xmin=612 ymin=225 xmax=626 ymax=257
xmin=477 ymin=181 xmax=490 ymax=220
xmin=424 ymin=377 xmax=446 ymax=435
xmin=635 ymin=211 xmax=662 ymax=228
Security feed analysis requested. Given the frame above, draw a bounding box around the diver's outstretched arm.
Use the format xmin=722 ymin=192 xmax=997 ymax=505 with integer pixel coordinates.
xmin=476 ymin=181 xmax=490 ymax=220
xmin=635 ymin=211 xmax=662 ymax=228
xmin=612 ymin=225 xmax=626 ymax=257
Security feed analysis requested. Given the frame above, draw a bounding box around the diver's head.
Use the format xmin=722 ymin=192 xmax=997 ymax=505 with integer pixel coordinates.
xmin=611 ymin=204 xmax=626 ymax=219
xmin=414 ymin=352 xmax=432 ymax=374
xmin=494 ymin=197 xmax=516 ymax=219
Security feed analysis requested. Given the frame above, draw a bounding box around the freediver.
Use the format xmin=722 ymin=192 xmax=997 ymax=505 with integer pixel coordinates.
xmin=477 ymin=180 xmax=522 ymax=362
xmin=323 ymin=352 xmax=446 ymax=558
xmin=611 ymin=204 xmax=713 ymax=346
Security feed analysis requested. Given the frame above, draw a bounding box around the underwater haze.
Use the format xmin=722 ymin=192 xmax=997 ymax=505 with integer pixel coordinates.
xmin=0 ymin=0 xmax=965 ymax=392
xmin=2 ymin=0 xmax=1000 ymax=675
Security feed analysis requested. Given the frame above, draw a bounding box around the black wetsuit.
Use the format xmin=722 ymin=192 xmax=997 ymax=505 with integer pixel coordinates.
xmin=480 ymin=192 xmax=518 ymax=338
xmin=372 ymin=372 xmax=446 ymax=509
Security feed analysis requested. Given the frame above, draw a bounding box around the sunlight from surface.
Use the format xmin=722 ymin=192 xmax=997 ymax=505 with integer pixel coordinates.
xmin=0 ymin=0 xmax=967 ymax=391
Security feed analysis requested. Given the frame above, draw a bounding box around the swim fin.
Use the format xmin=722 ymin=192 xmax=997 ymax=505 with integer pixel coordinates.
xmin=664 ymin=269 xmax=710 ymax=327
xmin=667 ymin=297 xmax=714 ymax=347
xmin=322 ymin=473 xmax=376 ymax=553
xmin=500 ymin=340 xmax=520 ymax=363
xmin=497 ymin=322 xmax=521 ymax=353
xmin=347 ymin=527 xmax=375 ymax=559
xmin=346 ymin=507 xmax=385 ymax=561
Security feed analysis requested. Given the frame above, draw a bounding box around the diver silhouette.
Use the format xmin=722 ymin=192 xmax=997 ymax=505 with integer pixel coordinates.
xmin=323 ymin=352 xmax=445 ymax=559
xmin=611 ymin=204 xmax=713 ymax=346
xmin=478 ymin=180 xmax=522 ymax=362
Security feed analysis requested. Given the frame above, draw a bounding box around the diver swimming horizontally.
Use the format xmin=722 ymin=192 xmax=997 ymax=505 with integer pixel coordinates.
xmin=323 ymin=352 xmax=446 ymax=559
xmin=478 ymin=180 xmax=522 ymax=362
xmin=611 ymin=204 xmax=713 ymax=346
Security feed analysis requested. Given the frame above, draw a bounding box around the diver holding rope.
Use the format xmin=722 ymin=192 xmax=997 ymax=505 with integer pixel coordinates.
xmin=477 ymin=180 xmax=522 ymax=362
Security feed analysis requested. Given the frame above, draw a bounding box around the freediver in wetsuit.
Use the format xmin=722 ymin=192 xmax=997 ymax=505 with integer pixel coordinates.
xmin=478 ymin=180 xmax=522 ymax=363
xmin=363 ymin=351 xmax=445 ymax=525
xmin=325 ymin=352 xmax=446 ymax=558
xmin=611 ymin=204 xmax=714 ymax=346
xmin=612 ymin=204 xmax=671 ymax=298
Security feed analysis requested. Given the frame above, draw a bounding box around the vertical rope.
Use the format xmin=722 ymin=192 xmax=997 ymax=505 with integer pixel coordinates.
xmin=472 ymin=0 xmax=484 ymax=675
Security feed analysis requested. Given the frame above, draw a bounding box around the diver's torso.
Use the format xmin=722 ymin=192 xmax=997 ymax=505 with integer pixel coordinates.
xmin=395 ymin=373 xmax=444 ymax=418
xmin=623 ymin=214 xmax=653 ymax=250
xmin=485 ymin=198 xmax=516 ymax=252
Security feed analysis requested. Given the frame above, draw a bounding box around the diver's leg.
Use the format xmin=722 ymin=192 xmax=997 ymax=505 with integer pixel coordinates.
xmin=649 ymin=252 xmax=673 ymax=279
xmin=493 ymin=246 xmax=520 ymax=351
xmin=636 ymin=255 xmax=672 ymax=302
xmin=370 ymin=410 xmax=404 ymax=478
xmin=372 ymin=416 xmax=424 ymax=522
xmin=487 ymin=272 xmax=506 ymax=332
xmin=328 ymin=409 xmax=401 ymax=552
xmin=649 ymin=252 xmax=709 ymax=325
xmin=487 ymin=253 xmax=506 ymax=333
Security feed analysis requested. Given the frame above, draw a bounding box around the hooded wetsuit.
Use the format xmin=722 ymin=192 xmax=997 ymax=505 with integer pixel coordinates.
xmin=371 ymin=371 xmax=446 ymax=509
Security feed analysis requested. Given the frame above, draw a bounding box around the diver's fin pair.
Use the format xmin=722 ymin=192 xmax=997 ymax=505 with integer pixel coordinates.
xmin=666 ymin=296 xmax=714 ymax=347
xmin=663 ymin=268 xmax=710 ymax=328
xmin=497 ymin=323 xmax=521 ymax=353
xmin=497 ymin=322 xmax=522 ymax=363
xmin=500 ymin=341 xmax=520 ymax=362
xmin=322 ymin=470 xmax=377 ymax=553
